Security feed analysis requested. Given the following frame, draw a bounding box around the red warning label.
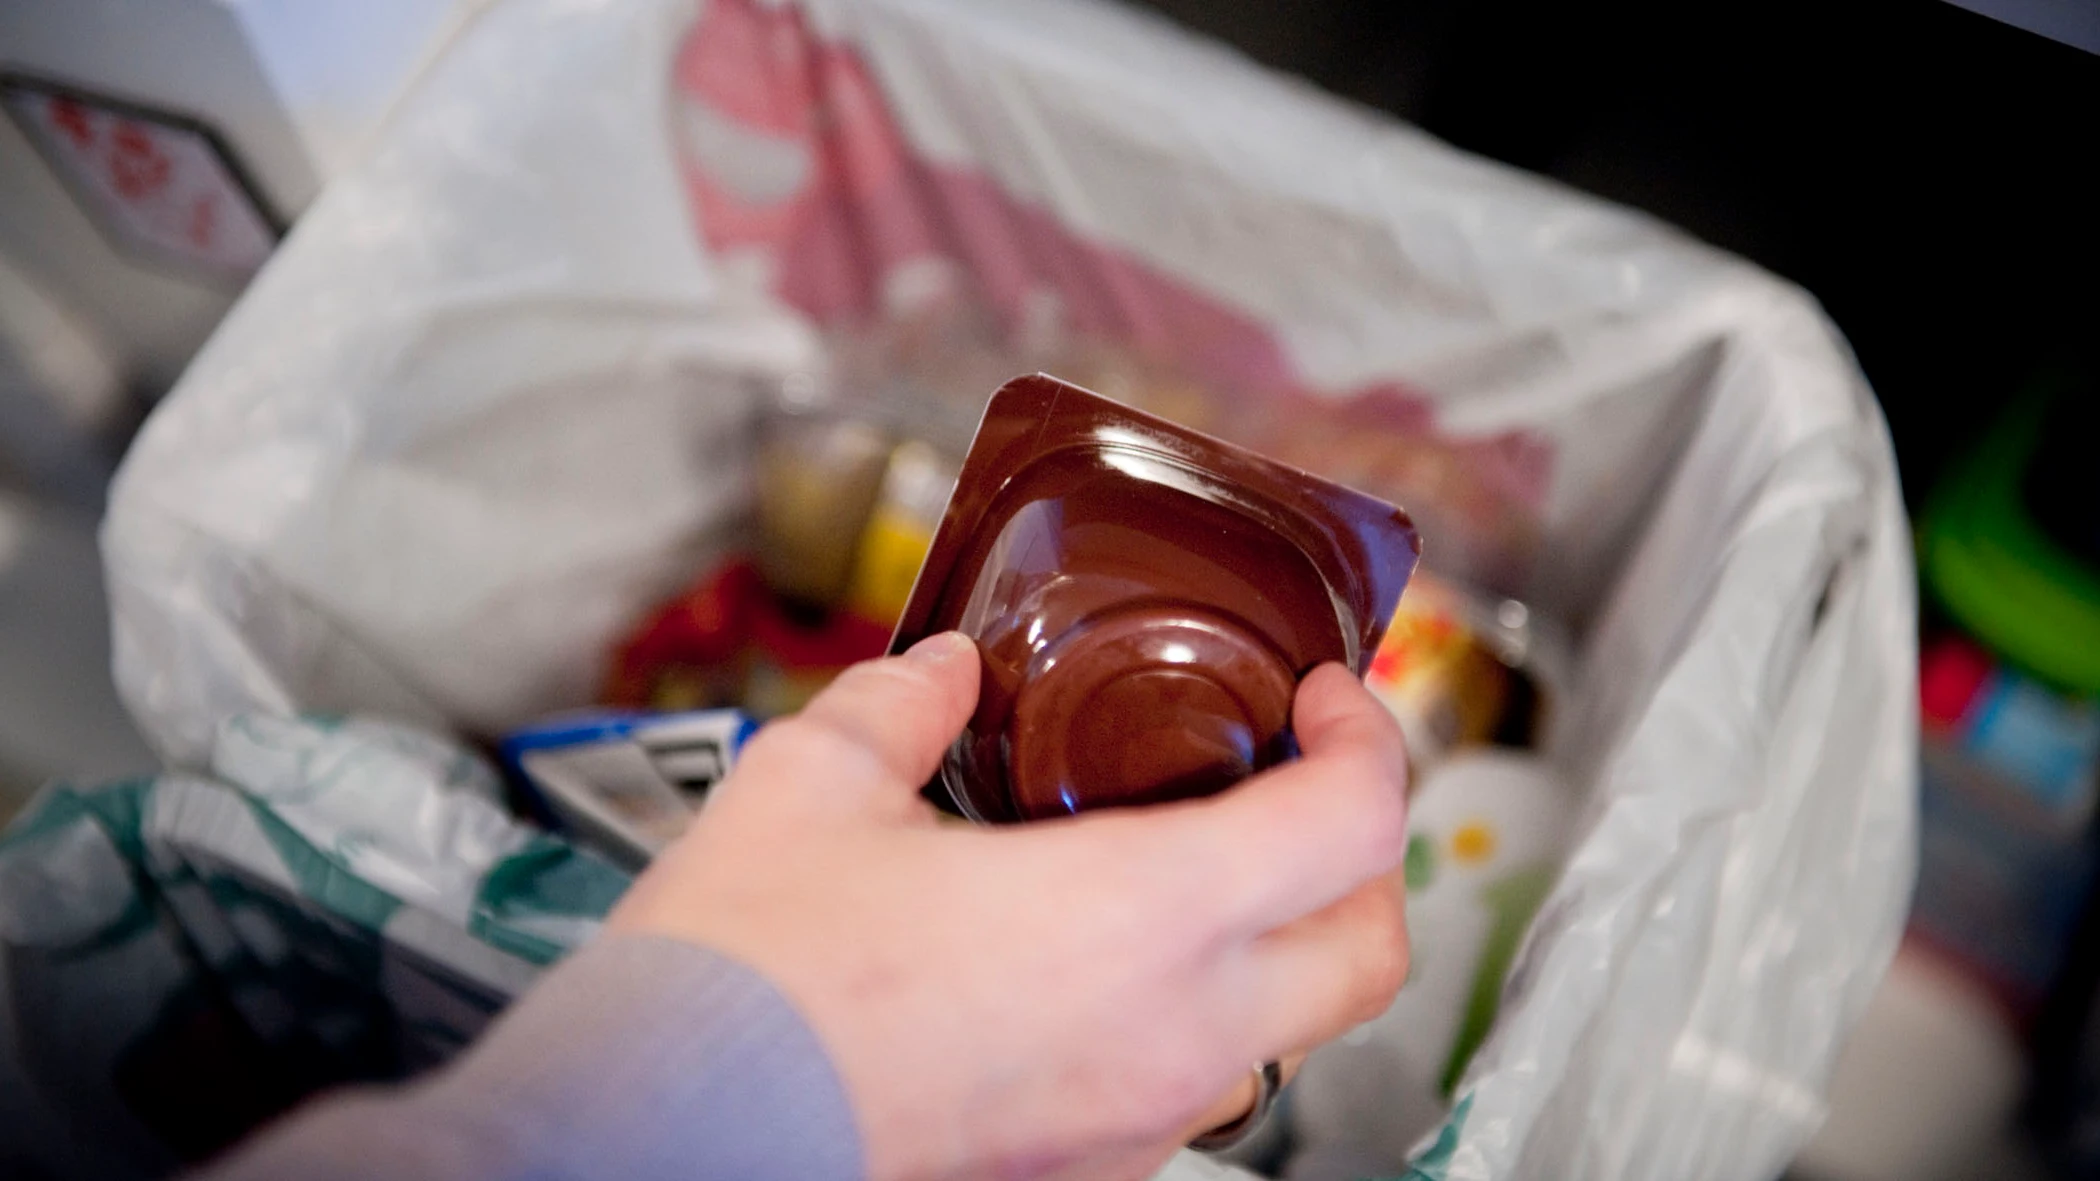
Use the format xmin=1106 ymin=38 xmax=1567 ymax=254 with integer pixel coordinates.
xmin=4 ymin=79 xmax=278 ymax=280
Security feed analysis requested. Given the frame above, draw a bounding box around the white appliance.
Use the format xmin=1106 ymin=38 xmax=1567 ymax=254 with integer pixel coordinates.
xmin=0 ymin=0 xmax=472 ymax=497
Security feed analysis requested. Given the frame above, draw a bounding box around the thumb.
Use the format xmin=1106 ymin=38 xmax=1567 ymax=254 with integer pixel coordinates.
xmin=730 ymin=631 xmax=981 ymax=816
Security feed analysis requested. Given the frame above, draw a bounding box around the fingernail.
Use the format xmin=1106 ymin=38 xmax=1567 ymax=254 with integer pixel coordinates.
xmin=904 ymin=631 xmax=973 ymax=664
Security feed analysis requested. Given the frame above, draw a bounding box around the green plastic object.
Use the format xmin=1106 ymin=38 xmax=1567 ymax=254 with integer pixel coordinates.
xmin=1918 ymin=388 xmax=2100 ymax=697
xmin=1439 ymin=864 xmax=1556 ymax=1097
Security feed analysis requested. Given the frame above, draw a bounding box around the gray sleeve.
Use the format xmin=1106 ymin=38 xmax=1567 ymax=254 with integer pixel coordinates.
xmin=194 ymin=934 xmax=865 ymax=1181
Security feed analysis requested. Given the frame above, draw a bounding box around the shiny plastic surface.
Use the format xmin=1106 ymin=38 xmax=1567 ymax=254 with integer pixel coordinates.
xmin=890 ymin=375 xmax=1417 ymax=822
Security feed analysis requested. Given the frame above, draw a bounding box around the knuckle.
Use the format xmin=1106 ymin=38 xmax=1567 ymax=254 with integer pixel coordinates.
xmin=868 ymin=649 xmax=959 ymax=704
xmin=1096 ymin=812 xmax=1223 ymax=923
xmin=748 ymin=712 xmax=821 ymax=754
xmin=1358 ymin=910 xmax=1411 ymax=1016
xmin=1328 ymin=687 xmax=1409 ymax=776
xmin=826 ymin=657 xmax=904 ymax=705
xmin=732 ymin=719 xmax=800 ymax=769
xmin=1337 ymin=955 xmax=1403 ymax=1028
xmin=749 ymin=714 xmax=878 ymax=779
xmin=1112 ymin=856 xmax=1215 ymax=954
xmin=832 ymin=656 xmax=969 ymax=736
xmin=821 ymin=657 xmax=918 ymax=715
xmin=1352 ymin=978 xmax=1399 ymax=1027
xmin=1344 ymin=757 xmax=1411 ymax=869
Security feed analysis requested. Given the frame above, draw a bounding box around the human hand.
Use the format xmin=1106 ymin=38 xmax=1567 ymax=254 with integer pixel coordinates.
xmin=608 ymin=632 xmax=1411 ymax=1181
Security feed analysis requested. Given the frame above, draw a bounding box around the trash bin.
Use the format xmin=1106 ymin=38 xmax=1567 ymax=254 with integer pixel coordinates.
xmin=81 ymin=0 xmax=1916 ymax=1177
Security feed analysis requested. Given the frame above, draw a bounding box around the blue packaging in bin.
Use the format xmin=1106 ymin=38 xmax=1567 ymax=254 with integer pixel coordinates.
xmin=502 ymin=709 xmax=758 ymax=868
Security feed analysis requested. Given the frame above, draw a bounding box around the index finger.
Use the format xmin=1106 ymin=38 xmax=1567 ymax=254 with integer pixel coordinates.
xmin=1123 ymin=663 xmax=1411 ymax=936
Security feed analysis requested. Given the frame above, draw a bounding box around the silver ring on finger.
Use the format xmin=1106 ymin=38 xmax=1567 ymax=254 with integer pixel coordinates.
xmin=1189 ymin=1060 xmax=1283 ymax=1153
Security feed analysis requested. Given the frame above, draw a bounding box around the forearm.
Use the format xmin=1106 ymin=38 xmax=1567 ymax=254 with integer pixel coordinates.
xmin=196 ymin=935 xmax=863 ymax=1181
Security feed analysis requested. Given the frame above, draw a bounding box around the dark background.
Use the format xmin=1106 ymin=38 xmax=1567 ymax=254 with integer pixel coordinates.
xmin=1129 ymin=0 xmax=2100 ymax=509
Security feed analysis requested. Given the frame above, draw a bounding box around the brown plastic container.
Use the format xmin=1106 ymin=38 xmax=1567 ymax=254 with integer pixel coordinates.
xmin=891 ymin=374 xmax=1420 ymax=823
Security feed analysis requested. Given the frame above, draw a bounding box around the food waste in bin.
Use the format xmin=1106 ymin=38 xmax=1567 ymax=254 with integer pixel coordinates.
xmin=598 ymin=387 xmax=958 ymax=719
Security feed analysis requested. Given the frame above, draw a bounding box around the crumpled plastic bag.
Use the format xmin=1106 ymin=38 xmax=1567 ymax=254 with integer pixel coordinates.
xmin=0 ymin=715 xmax=626 ymax=1179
